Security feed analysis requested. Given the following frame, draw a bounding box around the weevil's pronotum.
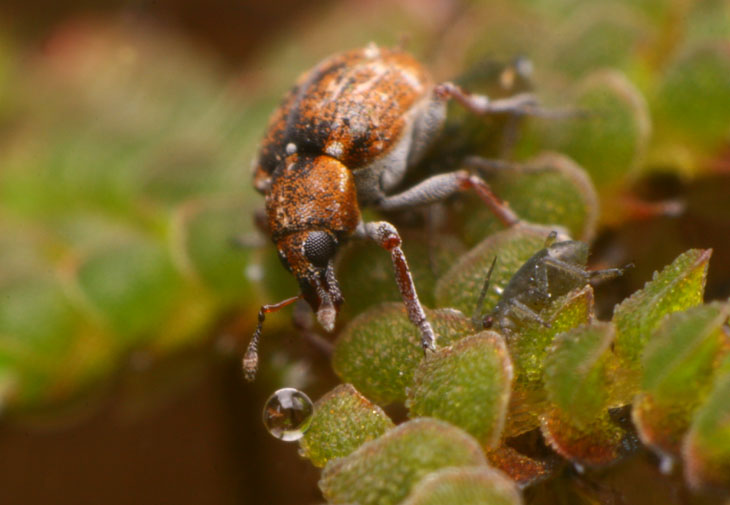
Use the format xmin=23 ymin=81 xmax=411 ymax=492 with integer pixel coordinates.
xmin=473 ymin=231 xmax=629 ymax=336
xmin=244 ymin=43 xmax=549 ymax=380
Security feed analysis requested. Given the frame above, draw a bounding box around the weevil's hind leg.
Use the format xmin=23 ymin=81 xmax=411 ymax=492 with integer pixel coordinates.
xmin=375 ymin=170 xmax=519 ymax=227
xmin=357 ymin=221 xmax=436 ymax=353
xmin=243 ymin=294 xmax=302 ymax=381
xmin=436 ymin=82 xmax=579 ymax=119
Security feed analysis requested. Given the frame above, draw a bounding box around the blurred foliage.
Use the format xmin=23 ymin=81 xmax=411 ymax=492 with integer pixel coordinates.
xmin=1 ymin=0 xmax=730 ymax=503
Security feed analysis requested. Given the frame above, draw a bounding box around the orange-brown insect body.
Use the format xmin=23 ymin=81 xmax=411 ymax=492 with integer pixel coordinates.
xmin=254 ymin=46 xmax=436 ymax=323
xmin=246 ymin=44 xmax=539 ymax=380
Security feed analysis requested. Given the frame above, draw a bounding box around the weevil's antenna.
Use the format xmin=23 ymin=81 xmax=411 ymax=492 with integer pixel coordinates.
xmin=243 ymin=294 xmax=302 ymax=381
xmin=472 ymin=256 xmax=498 ymax=327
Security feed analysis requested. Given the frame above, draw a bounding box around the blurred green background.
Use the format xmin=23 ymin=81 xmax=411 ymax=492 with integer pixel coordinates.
xmin=0 ymin=0 xmax=729 ymax=503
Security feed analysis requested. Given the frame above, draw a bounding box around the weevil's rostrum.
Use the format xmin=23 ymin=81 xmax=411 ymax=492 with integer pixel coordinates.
xmin=245 ymin=43 xmax=539 ymax=380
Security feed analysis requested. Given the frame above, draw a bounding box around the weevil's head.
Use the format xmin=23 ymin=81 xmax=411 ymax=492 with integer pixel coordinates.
xmin=266 ymin=154 xmax=361 ymax=331
xmin=275 ymin=230 xmax=343 ymax=331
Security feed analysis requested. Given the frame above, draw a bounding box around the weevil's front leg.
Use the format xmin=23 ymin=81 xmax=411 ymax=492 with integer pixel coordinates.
xmin=356 ymin=221 xmax=436 ymax=353
xmin=376 ymin=170 xmax=519 ymax=227
xmin=243 ymin=294 xmax=302 ymax=381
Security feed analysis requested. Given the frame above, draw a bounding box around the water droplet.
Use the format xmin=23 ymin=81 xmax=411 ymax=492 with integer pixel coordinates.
xmin=263 ymin=388 xmax=314 ymax=441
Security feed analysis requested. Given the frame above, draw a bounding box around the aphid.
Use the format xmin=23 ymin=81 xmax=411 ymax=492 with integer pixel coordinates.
xmin=473 ymin=231 xmax=628 ymax=336
xmin=244 ymin=43 xmax=546 ymax=380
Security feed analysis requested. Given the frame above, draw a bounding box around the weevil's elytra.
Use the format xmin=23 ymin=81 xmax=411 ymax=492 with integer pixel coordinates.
xmin=245 ymin=43 xmax=544 ymax=380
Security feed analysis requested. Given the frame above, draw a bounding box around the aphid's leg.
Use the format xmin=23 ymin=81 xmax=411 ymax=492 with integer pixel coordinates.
xmin=243 ymin=294 xmax=302 ymax=381
xmin=543 ymin=256 xmax=628 ymax=284
xmin=587 ymin=266 xmax=629 ymax=284
xmin=376 ymin=170 xmax=519 ymax=227
xmin=436 ymin=82 xmax=578 ymax=118
xmin=356 ymin=221 xmax=437 ymax=353
xmin=505 ymin=298 xmax=550 ymax=327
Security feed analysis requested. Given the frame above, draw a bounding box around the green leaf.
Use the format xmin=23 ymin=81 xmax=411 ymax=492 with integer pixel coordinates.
xmin=634 ymin=302 xmax=730 ymax=456
xmin=407 ymin=332 xmax=513 ymax=447
xmin=506 ymin=286 xmax=595 ymax=437
xmin=333 ymin=303 xmax=473 ymax=405
xmin=299 ymin=384 xmax=394 ymax=468
xmin=180 ymin=197 xmax=256 ymax=301
xmin=682 ymin=358 xmax=730 ymax=491
xmin=76 ymin=236 xmax=181 ymax=344
xmin=612 ymin=249 xmax=711 ymax=377
xmin=518 ymin=70 xmax=650 ymax=189
xmin=401 ymin=466 xmax=523 ymax=505
xmin=319 ymin=418 xmax=486 ymax=505
xmin=543 ymin=322 xmax=615 ymax=427
xmin=486 ymin=446 xmax=554 ymax=488
xmin=540 ymin=406 xmax=625 ymax=467
xmin=654 ymin=43 xmax=730 ymax=149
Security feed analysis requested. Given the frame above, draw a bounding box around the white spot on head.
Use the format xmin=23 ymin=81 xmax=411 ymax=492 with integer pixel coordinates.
xmin=285 ymin=142 xmax=297 ymax=155
xmin=325 ymin=141 xmax=344 ymax=159
xmin=364 ymin=42 xmax=380 ymax=59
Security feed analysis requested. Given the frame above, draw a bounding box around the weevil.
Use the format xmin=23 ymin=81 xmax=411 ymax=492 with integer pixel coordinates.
xmin=244 ymin=43 xmax=548 ymax=380
xmin=473 ymin=231 xmax=629 ymax=336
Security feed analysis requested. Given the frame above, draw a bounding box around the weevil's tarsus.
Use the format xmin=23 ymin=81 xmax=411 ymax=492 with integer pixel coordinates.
xmin=472 ymin=256 xmax=498 ymax=327
xmin=358 ymin=220 xmax=437 ymax=353
xmin=244 ymin=294 xmax=302 ymax=381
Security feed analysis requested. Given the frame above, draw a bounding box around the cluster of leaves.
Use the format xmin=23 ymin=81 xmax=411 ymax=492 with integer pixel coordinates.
xmin=0 ymin=22 xmax=278 ymax=416
xmin=0 ymin=0 xmax=728 ymax=502
xmin=301 ymin=224 xmax=728 ymax=503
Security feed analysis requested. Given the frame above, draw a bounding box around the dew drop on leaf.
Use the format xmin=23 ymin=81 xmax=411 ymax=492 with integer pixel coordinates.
xmin=263 ymin=388 xmax=314 ymax=441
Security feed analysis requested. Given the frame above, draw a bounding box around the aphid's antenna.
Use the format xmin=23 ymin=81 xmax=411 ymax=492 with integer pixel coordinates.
xmin=243 ymin=294 xmax=302 ymax=381
xmin=472 ymin=256 xmax=498 ymax=327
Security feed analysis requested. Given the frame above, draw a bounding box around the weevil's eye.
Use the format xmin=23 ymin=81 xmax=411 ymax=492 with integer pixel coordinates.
xmin=304 ymin=231 xmax=336 ymax=268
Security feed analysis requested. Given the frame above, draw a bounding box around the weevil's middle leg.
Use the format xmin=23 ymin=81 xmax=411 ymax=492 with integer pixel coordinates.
xmin=376 ymin=170 xmax=519 ymax=227
xmin=357 ymin=220 xmax=436 ymax=353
